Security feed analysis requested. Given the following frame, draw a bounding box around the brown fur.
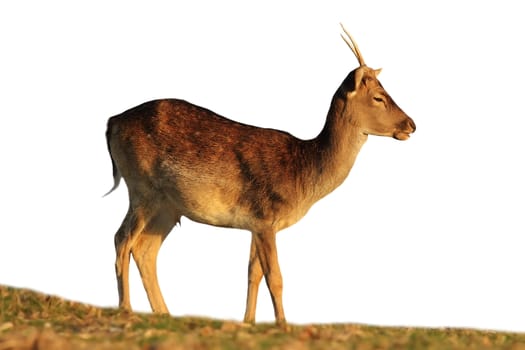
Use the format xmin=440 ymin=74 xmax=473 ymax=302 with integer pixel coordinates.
xmin=106 ymin=33 xmax=416 ymax=326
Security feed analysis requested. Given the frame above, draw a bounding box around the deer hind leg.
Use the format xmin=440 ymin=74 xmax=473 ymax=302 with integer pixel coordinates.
xmin=243 ymin=236 xmax=264 ymax=324
xmin=114 ymin=207 xmax=146 ymax=311
xmin=131 ymin=210 xmax=178 ymax=314
xmin=252 ymin=231 xmax=286 ymax=326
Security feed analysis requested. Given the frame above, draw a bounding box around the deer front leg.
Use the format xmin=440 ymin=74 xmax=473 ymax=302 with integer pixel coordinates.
xmin=252 ymin=231 xmax=286 ymax=326
xmin=243 ymin=236 xmax=264 ymax=324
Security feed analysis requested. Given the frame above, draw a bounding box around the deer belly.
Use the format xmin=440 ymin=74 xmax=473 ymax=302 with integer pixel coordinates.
xmin=161 ymin=182 xmax=248 ymax=229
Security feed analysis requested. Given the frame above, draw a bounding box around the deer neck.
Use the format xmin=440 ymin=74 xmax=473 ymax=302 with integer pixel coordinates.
xmin=304 ymin=95 xmax=368 ymax=202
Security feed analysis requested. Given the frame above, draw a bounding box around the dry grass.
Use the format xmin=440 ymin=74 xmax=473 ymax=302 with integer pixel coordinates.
xmin=1 ymin=284 xmax=525 ymax=350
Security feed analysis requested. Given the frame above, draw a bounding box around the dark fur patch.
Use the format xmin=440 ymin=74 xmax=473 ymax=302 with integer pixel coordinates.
xmin=336 ymin=69 xmax=357 ymax=98
xmin=234 ymin=149 xmax=284 ymax=220
xmin=234 ymin=150 xmax=265 ymax=219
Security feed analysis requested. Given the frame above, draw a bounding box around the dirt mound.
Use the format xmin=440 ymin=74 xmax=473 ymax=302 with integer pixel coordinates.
xmin=2 ymin=285 xmax=525 ymax=350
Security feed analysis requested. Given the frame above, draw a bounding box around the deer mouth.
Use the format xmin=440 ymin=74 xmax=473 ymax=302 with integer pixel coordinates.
xmin=393 ymin=131 xmax=411 ymax=140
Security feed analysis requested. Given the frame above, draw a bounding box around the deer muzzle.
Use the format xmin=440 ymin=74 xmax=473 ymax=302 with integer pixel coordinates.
xmin=393 ymin=117 xmax=416 ymax=141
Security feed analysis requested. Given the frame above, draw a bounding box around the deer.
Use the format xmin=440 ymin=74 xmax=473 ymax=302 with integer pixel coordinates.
xmin=105 ymin=25 xmax=415 ymax=327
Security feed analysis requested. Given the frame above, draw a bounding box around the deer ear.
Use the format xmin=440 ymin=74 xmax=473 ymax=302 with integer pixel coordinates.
xmin=353 ymin=68 xmax=365 ymax=92
xmin=374 ymin=68 xmax=382 ymax=77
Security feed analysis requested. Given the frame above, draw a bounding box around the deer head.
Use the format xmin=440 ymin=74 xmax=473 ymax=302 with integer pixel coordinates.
xmin=339 ymin=25 xmax=416 ymax=140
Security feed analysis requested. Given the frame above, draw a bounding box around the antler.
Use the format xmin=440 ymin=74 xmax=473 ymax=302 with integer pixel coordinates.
xmin=340 ymin=23 xmax=366 ymax=67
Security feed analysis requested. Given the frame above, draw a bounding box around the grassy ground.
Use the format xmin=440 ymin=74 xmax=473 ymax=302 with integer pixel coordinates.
xmin=1 ymin=285 xmax=525 ymax=350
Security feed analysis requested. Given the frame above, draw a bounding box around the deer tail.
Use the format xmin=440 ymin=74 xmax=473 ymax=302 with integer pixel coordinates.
xmin=103 ymin=118 xmax=122 ymax=197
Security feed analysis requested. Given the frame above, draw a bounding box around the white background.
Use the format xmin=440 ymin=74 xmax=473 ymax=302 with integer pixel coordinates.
xmin=1 ymin=1 xmax=524 ymax=332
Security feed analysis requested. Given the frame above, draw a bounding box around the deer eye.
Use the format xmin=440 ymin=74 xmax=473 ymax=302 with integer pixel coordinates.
xmin=373 ymin=96 xmax=385 ymax=103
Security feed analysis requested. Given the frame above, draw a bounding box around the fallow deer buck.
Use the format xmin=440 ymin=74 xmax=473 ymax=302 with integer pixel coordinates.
xmin=105 ymin=25 xmax=415 ymax=326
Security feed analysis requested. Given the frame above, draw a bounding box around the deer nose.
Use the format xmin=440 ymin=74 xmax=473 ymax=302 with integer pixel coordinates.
xmin=406 ymin=117 xmax=416 ymax=133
